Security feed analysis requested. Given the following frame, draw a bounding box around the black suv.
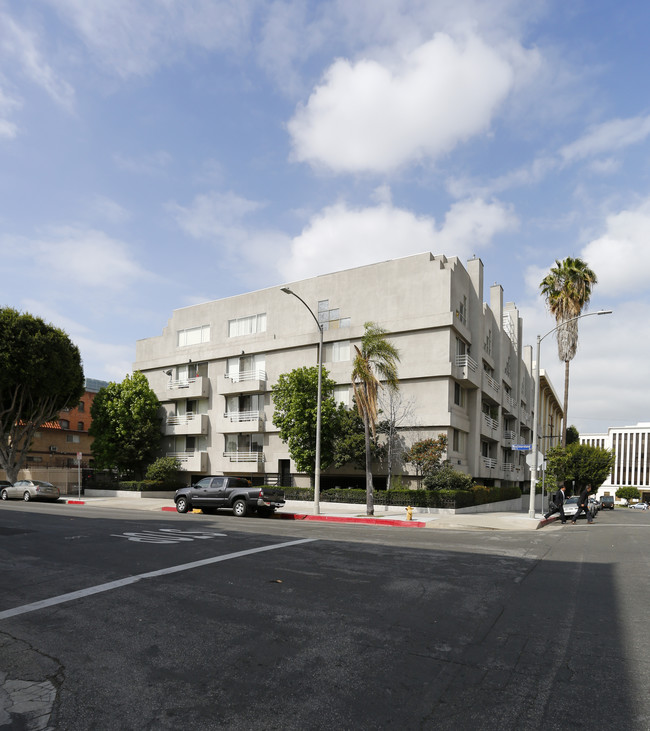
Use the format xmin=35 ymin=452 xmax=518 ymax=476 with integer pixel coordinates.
xmin=600 ymin=496 xmax=615 ymax=510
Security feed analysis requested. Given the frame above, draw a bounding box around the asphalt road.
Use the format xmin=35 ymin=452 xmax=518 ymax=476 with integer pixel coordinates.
xmin=1 ymin=503 xmax=649 ymax=730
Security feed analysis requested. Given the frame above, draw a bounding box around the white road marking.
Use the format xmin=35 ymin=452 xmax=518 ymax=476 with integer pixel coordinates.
xmin=0 ymin=538 xmax=316 ymax=620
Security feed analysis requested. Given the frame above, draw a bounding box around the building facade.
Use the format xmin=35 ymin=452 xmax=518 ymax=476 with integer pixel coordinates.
xmin=23 ymin=378 xmax=109 ymax=469
xmin=580 ymin=423 xmax=650 ymax=502
xmin=134 ymin=253 xmax=561 ymax=489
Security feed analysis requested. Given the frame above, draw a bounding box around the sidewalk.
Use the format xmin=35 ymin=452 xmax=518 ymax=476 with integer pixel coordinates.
xmin=59 ymin=495 xmax=557 ymax=531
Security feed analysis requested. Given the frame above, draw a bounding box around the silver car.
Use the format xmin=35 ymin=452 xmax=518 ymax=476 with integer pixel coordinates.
xmin=2 ymin=479 xmax=60 ymax=502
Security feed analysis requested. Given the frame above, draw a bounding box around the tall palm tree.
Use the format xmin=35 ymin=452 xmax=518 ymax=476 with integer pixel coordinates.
xmin=351 ymin=322 xmax=399 ymax=515
xmin=540 ymin=257 xmax=598 ymax=447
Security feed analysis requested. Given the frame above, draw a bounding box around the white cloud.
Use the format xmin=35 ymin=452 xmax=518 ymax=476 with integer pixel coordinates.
xmin=288 ymin=32 xmax=531 ymax=174
xmin=281 ymin=197 xmax=517 ymax=281
xmin=580 ymin=199 xmax=650 ymax=298
xmin=0 ymin=10 xmax=74 ymax=109
xmin=560 ymin=115 xmax=650 ymax=164
xmin=44 ymin=0 xmax=255 ymax=78
xmin=170 ymin=190 xmax=263 ymax=241
xmin=1 ymin=226 xmax=153 ymax=290
xmin=113 ymin=150 xmax=172 ymax=175
xmin=89 ymin=195 xmax=131 ymax=224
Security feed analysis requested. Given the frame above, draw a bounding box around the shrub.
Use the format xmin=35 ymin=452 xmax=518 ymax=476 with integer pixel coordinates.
xmin=423 ymin=466 xmax=474 ymax=491
xmin=145 ymin=456 xmax=182 ymax=483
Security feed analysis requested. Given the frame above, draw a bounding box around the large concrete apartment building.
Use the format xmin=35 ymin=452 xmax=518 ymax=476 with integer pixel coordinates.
xmin=134 ymin=252 xmax=562 ymax=489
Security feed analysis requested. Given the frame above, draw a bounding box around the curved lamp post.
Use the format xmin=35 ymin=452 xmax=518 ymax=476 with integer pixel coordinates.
xmin=281 ymin=287 xmax=323 ymax=515
xmin=528 ymin=309 xmax=613 ymax=518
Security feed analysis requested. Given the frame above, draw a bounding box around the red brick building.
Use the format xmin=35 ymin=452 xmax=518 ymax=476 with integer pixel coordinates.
xmin=25 ymin=378 xmax=108 ymax=469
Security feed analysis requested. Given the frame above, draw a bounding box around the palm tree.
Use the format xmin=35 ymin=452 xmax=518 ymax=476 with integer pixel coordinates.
xmin=351 ymin=322 xmax=400 ymax=515
xmin=540 ymin=257 xmax=598 ymax=447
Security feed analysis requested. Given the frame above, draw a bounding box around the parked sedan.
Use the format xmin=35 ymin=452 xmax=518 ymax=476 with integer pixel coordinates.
xmin=629 ymin=502 xmax=648 ymax=510
xmin=1 ymin=479 xmax=60 ymax=502
xmin=563 ymin=496 xmax=579 ymax=518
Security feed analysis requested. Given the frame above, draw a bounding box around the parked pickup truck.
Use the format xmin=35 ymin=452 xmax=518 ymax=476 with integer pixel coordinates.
xmin=174 ymin=476 xmax=285 ymax=517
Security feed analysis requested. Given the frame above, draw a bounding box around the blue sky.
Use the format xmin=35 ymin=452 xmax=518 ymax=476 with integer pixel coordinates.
xmin=1 ymin=0 xmax=648 ymax=436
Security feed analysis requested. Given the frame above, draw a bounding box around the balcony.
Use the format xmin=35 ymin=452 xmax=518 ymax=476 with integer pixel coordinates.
xmin=221 ymin=411 xmax=265 ymax=433
xmin=482 ymin=457 xmax=497 ymax=470
xmin=163 ymin=377 xmax=209 ymax=401
xmin=482 ymin=372 xmax=500 ymax=402
xmin=167 ymin=451 xmax=208 ymax=472
xmin=221 ymin=370 xmax=267 ymax=395
xmin=164 ymin=413 xmax=208 ymax=436
xmin=453 ymin=354 xmax=480 ymax=388
xmin=502 ymin=393 xmax=518 ymax=415
xmin=481 ymin=412 xmax=499 ymax=439
xmin=503 ymin=430 xmax=517 ymax=444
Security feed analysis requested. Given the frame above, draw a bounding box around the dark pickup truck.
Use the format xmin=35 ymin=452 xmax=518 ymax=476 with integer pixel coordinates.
xmin=600 ymin=495 xmax=615 ymax=510
xmin=174 ymin=476 xmax=285 ymax=517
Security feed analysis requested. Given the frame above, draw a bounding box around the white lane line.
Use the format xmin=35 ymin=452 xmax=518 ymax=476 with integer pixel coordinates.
xmin=0 ymin=538 xmax=316 ymax=620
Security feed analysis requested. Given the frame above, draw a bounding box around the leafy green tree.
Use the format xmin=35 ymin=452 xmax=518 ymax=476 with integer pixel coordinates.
xmin=271 ymin=366 xmax=341 ymax=482
xmin=545 ymin=442 xmax=614 ymax=494
xmin=404 ymin=436 xmax=448 ymax=487
xmin=351 ymin=322 xmax=400 ymax=515
xmin=90 ymin=372 xmax=162 ymax=479
xmin=423 ymin=464 xmax=474 ymax=491
xmin=540 ymin=257 xmax=597 ymax=447
xmin=566 ymin=425 xmax=579 ymax=445
xmin=332 ymin=398 xmax=384 ymax=470
xmin=145 ymin=456 xmax=182 ymax=485
xmin=616 ymin=486 xmax=640 ymax=502
xmin=0 ymin=308 xmax=85 ymax=482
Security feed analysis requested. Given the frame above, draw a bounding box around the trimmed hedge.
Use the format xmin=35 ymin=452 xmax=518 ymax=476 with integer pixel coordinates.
xmin=117 ymin=480 xmax=183 ymax=492
xmin=280 ymin=484 xmax=521 ymax=509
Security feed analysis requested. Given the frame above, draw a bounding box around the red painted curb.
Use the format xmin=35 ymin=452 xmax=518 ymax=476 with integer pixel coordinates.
xmin=160 ymin=506 xmax=424 ymax=526
xmin=279 ymin=513 xmax=426 ymax=527
xmin=66 ymin=500 xmax=85 ymax=505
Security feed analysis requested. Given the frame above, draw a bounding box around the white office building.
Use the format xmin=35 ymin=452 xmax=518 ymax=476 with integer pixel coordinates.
xmin=580 ymin=423 xmax=650 ymax=502
xmin=134 ymin=253 xmax=562 ymax=488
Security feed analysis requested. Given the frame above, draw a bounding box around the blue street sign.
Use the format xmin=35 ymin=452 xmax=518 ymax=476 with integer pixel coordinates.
xmin=511 ymin=444 xmax=532 ymax=451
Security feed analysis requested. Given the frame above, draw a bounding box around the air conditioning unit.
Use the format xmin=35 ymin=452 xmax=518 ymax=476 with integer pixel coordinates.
xmin=49 ymin=445 xmax=58 ymax=453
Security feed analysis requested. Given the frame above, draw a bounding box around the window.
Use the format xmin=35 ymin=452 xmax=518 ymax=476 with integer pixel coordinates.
xmin=484 ymin=328 xmax=492 ymax=355
xmin=452 ymin=429 xmax=466 ymax=453
xmin=60 ymin=419 xmax=69 ymax=429
xmin=317 ymin=300 xmax=350 ymax=330
xmin=228 ymin=313 xmax=266 ymax=337
xmin=77 ymin=421 xmax=84 ymax=431
xmin=327 ymin=340 xmax=350 ymax=363
xmin=178 ymin=325 xmax=210 ymax=347
xmin=334 ymin=385 xmax=350 ymax=407
xmin=458 ymin=296 xmax=467 ymax=326
xmin=78 ymin=401 xmax=85 ymax=412
xmin=454 ymin=382 xmax=466 ymax=407
xmin=455 ymin=337 xmax=467 ymax=357
xmin=66 ymin=434 xmax=80 ymax=443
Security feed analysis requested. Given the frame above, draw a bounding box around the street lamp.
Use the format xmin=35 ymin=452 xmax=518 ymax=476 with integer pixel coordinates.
xmin=281 ymin=287 xmax=323 ymax=515
xmin=528 ymin=309 xmax=613 ymax=518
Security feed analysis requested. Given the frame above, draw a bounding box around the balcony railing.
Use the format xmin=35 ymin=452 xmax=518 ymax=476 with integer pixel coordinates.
xmin=483 ymin=373 xmax=500 ymax=393
xmin=483 ymin=413 xmax=499 ymax=431
xmin=226 ymin=369 xmax=267 ymax=383
xmin=502 ymin=463 xmax=515 ymax=473
xmin=503 ymin=430 xmax=516 ymax=443
xmin=502 ymin=393 xmax=517 ymax=413
xmin=455 ymin=354 xmax=478 ymax=371
xmin=223 ymin=451 xmax=265 ymax=463
xmin=482 ymin=457 xmax=497 ymax=469
xmin=223 ymin=410 xmax=263 ymax=423
xmin=167 ymin=412 xmax=201 ymax=426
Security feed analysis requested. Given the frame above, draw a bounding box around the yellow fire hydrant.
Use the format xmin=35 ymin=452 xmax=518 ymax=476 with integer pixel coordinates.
xmin=406 ymin=505 xmax=413 ymax=521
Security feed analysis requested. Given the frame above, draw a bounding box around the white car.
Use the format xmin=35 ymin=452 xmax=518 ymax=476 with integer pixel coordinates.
xmin=629 ymin=502 xmax=648 ymax=510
